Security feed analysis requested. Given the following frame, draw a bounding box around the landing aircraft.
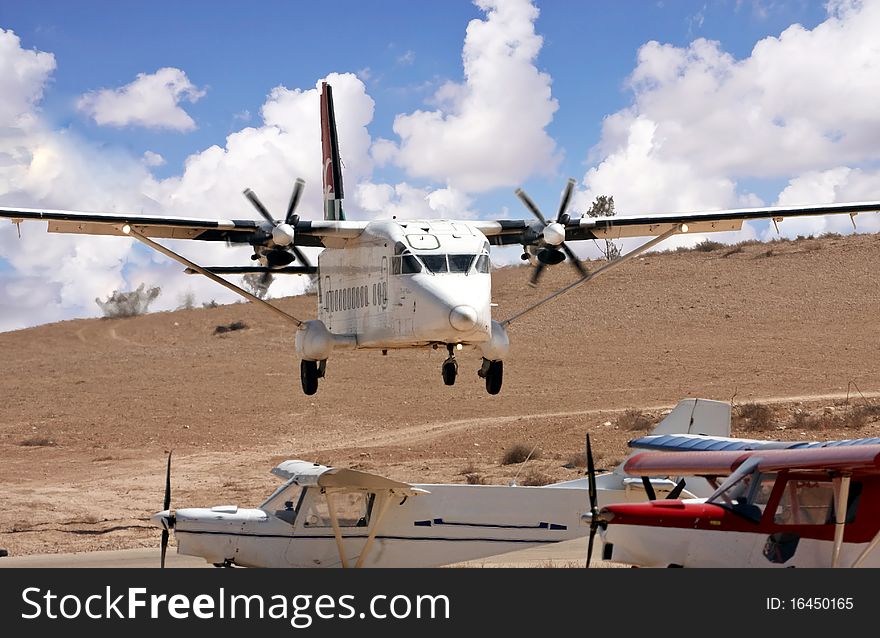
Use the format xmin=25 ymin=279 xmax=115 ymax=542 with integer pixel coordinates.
xmin=2 ymin=82 xmax=880 ymax=395
xmin=150 ymin=398 xmax=730 ymax=568
xmin=584 ymin=443 xmax=880 ymax=568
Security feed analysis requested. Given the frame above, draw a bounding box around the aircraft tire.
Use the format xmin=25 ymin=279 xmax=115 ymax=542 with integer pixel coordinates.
xmin=300 ymin=360 xmax=319 ymax=395
xmin=442 ymin=360 xmax=458 ymax=385
xmin=485 ymin=360 xmax=503 ymax=395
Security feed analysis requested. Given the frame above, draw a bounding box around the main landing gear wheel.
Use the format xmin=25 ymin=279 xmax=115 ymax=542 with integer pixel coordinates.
xmin=300 ymin=360 xmax=325 ymax=395
xmin=442 ymin=344 xmax=458 ymax=386
xmin=479 ymin=358 xmax=503 ymax=395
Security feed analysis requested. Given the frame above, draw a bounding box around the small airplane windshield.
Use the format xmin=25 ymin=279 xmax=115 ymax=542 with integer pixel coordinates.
xmin=708 ymin=468 xmax=776 ymax=523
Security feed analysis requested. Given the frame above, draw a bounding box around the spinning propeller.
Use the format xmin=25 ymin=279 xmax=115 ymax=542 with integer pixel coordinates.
xmin=515 ymin=178 xmax=589 ymax=287
xmin=243 ymin=179 xmax=312 ymax=287
xmin=157 ymin=452 xmax=174 ymax=569
xmin=583 ymin=433 xmax=688 ymax=568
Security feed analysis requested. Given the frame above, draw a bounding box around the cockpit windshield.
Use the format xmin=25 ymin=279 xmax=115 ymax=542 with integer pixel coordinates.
xmin=392 ymin=241 xmax=491 ymax=276
xmin=707 ymin=462 xmax=776 ymax=522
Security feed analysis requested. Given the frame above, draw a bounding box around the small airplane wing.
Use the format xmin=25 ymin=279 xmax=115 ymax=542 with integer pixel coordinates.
xmin=0 ymin=206 xmax=368 ymax=248
xmin=629 ymin=433 xmax=880 ymax=452
xmin=271 ymin=460 xmax=428 ymax=496
xmin=625 ymin=444 xmax=880 ymax=477
xmin=475 ymin=200 xmax=880 ymax=245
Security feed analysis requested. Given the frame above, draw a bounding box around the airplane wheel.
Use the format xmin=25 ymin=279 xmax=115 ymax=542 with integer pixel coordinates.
xmin=300 ymin=360 xmax=319 ymax=395
xmin=485 ymin=360 xmax=503 ymax=395
xmin=442 ymin=360 xmax=458 ymax=386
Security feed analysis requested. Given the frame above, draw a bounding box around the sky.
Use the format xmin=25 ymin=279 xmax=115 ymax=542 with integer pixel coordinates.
xmin=1 ymin=0 xmax=879 ymax=331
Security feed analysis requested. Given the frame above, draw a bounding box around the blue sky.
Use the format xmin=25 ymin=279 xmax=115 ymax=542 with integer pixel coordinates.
xmin=1 ymin=0 xmax=878 ymax=330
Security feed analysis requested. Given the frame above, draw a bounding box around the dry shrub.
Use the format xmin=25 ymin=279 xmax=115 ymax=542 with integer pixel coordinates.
xmin=616 ymin=409 xmax=653 ymax=432
xmin=735 ymin=403 xmax=774 ymax=431
xmin=459 ymin=462 xmax=479 ymax=475
xmin=19 ymin=436 xmax=58 ymax=447
xmin=722 ymin=245 xmax=744 ymax=257
xmin=520 ymin=468 xmax=552 ymax=486
xmin=214 ymin=321 xmax=248 ymax=335
xmin=501 ymin=443 xmax=541 ymax=466
xmin=563 ymin=451 xmax=586 ymax=469
xmin=694 ymin=239 xmax=725 ymax=252
xmin=789 ymin=410 xmax=824 ymax=431
xmin=465 ymin=473 xmax=486 ymax=485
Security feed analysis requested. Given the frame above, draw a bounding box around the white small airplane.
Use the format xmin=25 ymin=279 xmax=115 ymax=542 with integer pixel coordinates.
xmin=3 ymin=82 xmax=880 ymax=395
xmin=150 ymin=398 xmax=730 ymax=568
xmin=583 ymin=439 xmax=880 ymax=568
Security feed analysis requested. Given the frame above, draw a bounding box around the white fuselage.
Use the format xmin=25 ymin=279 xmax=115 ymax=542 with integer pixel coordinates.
xmin=601 ymin=521 xmax=880 ymax=568
xmin=315 ymin=220 xmax=493 ymax=349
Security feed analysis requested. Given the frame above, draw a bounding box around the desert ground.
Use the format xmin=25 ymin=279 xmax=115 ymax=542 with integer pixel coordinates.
xmin=1 ymin=232 xmax=879 ymax=561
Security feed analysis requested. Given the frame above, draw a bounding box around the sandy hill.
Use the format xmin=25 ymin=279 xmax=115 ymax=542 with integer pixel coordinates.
xmin=1 ymin=232 xmax=879 ymax=556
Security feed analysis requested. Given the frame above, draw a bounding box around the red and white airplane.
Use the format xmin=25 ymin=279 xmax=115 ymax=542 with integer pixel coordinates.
xmin=2 ymin=82 xmax=880 ymax=396
xmin=585 ymin=443 xmax=880 ymax=568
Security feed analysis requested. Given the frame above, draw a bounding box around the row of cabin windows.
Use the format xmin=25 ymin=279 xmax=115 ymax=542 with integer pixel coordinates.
xmin=274 ymin=486 xmax=375 ymax=528
xmin=327 ymin=282 xmax=387 ymax=312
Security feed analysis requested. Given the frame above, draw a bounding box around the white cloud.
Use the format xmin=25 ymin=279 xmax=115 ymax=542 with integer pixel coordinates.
xmin=387 ymin=0 xmax=559 ymax=193
xmin=576 ymin=0 xmax=880 ymax=226
xmin=354 ymin=182 xmax=474 ymax=220
xmin=142 ymin=150 xmax=165 ymax=167
xmin=77 ymin=67 xmax=206 ymax=131
xmin=0 ymin=29 xmax=55 ymax=128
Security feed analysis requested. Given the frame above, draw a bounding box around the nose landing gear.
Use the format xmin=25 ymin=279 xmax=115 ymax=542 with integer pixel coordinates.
xmin=442 ymin=344 xmax=458 ymax=386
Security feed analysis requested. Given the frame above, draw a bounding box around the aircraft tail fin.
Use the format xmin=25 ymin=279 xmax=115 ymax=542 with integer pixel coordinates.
xmin=320 ymin=82 xmax=345 ymax=221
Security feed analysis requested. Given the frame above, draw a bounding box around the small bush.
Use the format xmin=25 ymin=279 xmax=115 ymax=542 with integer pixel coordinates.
xmin=96 ymin=283 xmax=160 ymax=318
xmin=501 ymin=443 xmax=541 ymax=466
xmin=202 ymin=300 xmax=219 ymax=309
xmin=19 ymin=436 xmax=57 ymax=447
xmin=722 ymin=245 xmax=744 ymax=257
xmin=789 ymin=410 xmax=824 ymax=431
xmin=465 ymin=473 xmax=486 ymax=485
xmin=617 ymin=409 xmax=653 ymax=431
xmin=214 ymin=321 xmax=248 ymax=335
xmin=520 ymin=468 xmax=552 ymax=486
xmin=562 ymin=451 xmax=585 ymax=469
xmin=694 ymin=239 xmax=725 ymax=252
xmin=735 ymin=403 xmax=773 ymax=431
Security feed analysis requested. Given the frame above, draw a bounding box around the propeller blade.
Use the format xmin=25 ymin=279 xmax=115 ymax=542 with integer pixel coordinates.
xmin=515 ymin=188 xmax=548 ymax=225
xmin=556 ymin=178 xmax=576 ymax=223
xmin=243 ymin=188 xmax=277 ymax=225
xmin=285 ymin=178 xmax=305 ymax=224
xmin=529 ymin=262 xmax=547 ymax=288
xmin=586 ymin=524 xmax=597 ymax=570
xmin=560 ymin=242 xmax=589 ymax=279
xmin=666 ymin=478 xmax=687 ymax=500
xmin=160 ymin=529 xmax=169 ymax=569
xmin=259 ymin=269 xmax=274 ymax=291
xmin=291 ymin=245 xmax=312 ymax=268
xmin=641 ymin=476 xmax=657 ymax=501
xmin=163 ymin=451 xmax=172 ymax=511
xmin=585 ymin=433 xmax=599 ymax=568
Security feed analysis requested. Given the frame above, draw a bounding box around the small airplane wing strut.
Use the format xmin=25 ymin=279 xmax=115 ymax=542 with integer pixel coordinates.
xmin=831 ymin=475 xmax=851 ymax=568
xmin=355 ymin=493 xmax=395 ymax=568
xmin=123 ymin=224 xmax=303 ymax=326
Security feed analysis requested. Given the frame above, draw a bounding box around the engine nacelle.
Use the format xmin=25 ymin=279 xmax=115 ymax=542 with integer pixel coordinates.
xmin=477 ymin=320 xmax=509 ymax=362
xmin=295 ymin=320 xmax=356 ymax=361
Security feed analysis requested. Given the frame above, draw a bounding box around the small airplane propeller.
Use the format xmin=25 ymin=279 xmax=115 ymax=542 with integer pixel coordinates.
xmin=515 ymin=178 xmax=589 ymax=287
xmin=159 ymin=451 xmax=174 ymax=569
xmin=585 ymin=433 xmax=601 ymax=568
xmin=243 ymin=179 xmax=312 ymax=288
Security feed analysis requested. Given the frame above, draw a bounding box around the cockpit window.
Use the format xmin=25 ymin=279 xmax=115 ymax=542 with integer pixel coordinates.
xmin=448 ymin=254 xmax=475 ymax=273
xmin=708 ymin=469 xmax=776 ymax=523
xmin=474 ymin=254 xmax=490 ymax=273
xmin=421 ymin=255 xmax=448 ymax=274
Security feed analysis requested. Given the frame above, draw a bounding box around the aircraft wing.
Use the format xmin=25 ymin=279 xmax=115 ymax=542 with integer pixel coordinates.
xmin=629 ymin=433 xmax=880 ymax=452
xmin=474 ymin=200 xmax=880 ymax=246
xmin=271 ymin=460 xmax=428 ymax=495
xmin=624 ymin=444 xmax=880 ymax=477
xmin=0 ymin=206 xmax=368 ymax=248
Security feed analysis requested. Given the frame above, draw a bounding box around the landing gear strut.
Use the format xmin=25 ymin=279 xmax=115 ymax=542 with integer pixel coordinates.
xmin=478 ymin=357 xmax=503 ymax=395
xmin=300 ymin=359 xmax=326 ymax=395
xmin=441 ymin=344 xmax=458 ymax=386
